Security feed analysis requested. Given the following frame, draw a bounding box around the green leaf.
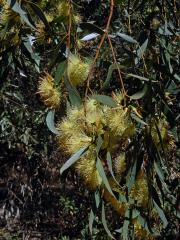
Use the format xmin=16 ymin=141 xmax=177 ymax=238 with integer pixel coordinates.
xmin=137 ymin=215 xmax=150 ymax=232
xmin=92 ymin=95 xmax=117 ymax=107
xmin=132 ymin=209 xmax=140 ymax=219
xmin=27 ymin=1 xmax=50 ymax=30
xmin=7 ymin=0 xmax=26 ymax=15
xmin=130 ymin=84 xmax=148 ymax=100
xmin=96 ymin=158 xmax=115 ymax=197
xmin=154 ymin=161 xmax=165 ymax=182
xmin=153 ymin=200 xmax=168 ymax=228
xmin=7 ymin=0 xmax=36 ymax=29
xmin=174 ymin=73 xmax=180 ymax=82
xmin=130 ymin=113 xmax=148 ymax=125
xmin=117 ymin=32 xmax=137 ymax=43
xmin=102 ymin=201 xmax=115 ymax=239
xmin=89 ymin=209 xmax=95 ymax=235
xmin=103 ymin=63 xmax=124 ymax=89
xmin=126 ymin=159 xmax=137 ymax=193
xmin=60 ymin=146 xmax=89 ymax=175
xmin=96 ymin=135 xmax=103 ymax=154
xmin=46 ymin=110 xmax=60 ymax=135
xmin=122 ymin=209 xmax=130 ymax=240
xmin=107 ymin=152 xmax=119 ymax=185
xmin=95 ymin=190 xmax=101 ymax=208
xmin=54 ymin=61 xmax=66 ymax=84
xmin=127 ymin=74 xmax=150 ymax=82
xmin=135 ymin=39 xmax=148 ymax=65
xmin=64 ymin=75 xmax=82 ymax=107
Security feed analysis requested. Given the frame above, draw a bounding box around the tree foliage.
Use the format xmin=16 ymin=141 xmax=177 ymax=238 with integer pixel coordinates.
xmin=0 ymin=0 xmax=179 ymax=239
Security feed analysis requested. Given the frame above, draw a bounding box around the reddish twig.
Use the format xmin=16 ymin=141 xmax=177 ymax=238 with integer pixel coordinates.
xmin=85 ymin=0 xmax=114 ymax=100
xmin=107 ymin=35 xmax=126 ymax=97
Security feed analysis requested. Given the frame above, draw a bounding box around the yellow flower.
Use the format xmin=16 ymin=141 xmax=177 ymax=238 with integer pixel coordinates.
xmin=75 ymin=151 xmax=102 ymax=190
xmin=112 ymin=92 xmax=125 ymax=105
xmin=134 ymin=219 xmax=154 ymax=240
xmin=129 ymin=171 xmax=149 ymax=208
xmin=65 ymin=133 xmax=92 ymax=154
xmin=114 ymin=152 xmax=126 ymax=176
xmin=57 ymin=1 xmax=69 ymax=17
xmin=106 ymin=107 xmax=134 ymax=138
xmin=150 ymin=118 xmax=175 ymax=150
xmin=67 ymin=55 xmax=90 ymax=86
xmin=38 ymin=72 xmax=61 ymax=108
xmin=73 ymin=13 xmax=81 ymax=24
xmin=0 ymin=4 xmax=20 ymax=25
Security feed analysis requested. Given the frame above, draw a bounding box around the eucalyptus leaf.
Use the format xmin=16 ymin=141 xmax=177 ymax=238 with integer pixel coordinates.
xmin=103 ymin=63 xmax=124 ymax=89
xmin=81 ymin=33 xmax=100 ymax=41
xmin=46 ymin=110 xmax=60 ymax=135
xmin=64 ymin=76 xmax=82 ymax=107
xmin=130 ymin=84 xmax=148 ymax=100
xmin=89 ymin=209 xmax=95 ymax=235
xmin=153 ymin=200 xmax=168 ymax=228
xmin=27 ymin=1 xmax=50 ymax=30
xmin=95 ymin=190 xmax=100 ymax=208
xmin=60 ymin=146 xmax=89 ymax=175
xmin=107 ymin=152 xmax=119 ymax=185
xmin=130 ymin=113 xmax=148 ymax=125
xmin=127 ymin=73 xmax=150 ymax=82
xmin=122 ymin=209 xmax=130 ymax=240
xmin=135 ymin=39 xmax=148 ymax=65
xmin=102 ymin=201 xmax=115 ymax=239
xmin=96 ymin=158 xmax=115 ymax=197
xmin=54 ymin=61 xmax=66 ymax=84
xmin=126 ymin=159 xmax=137 ymax=193
xmin=117 ymin=32 xmax=137 ymax=43
xmin=92 ymin=95 xmax=117 ymax=107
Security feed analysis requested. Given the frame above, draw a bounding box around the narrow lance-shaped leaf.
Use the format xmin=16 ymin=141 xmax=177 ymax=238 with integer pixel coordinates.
xmin=117 ymin=32 xmax=138 ymax=44
xmin=96 ymin=158 xmax=115 ymax=197
xmin=64 ymin=75 xmax=82 ymax=107
xmin=126 ymin=159 xmax=137 ymax=193
xmin=54 ymin=61 xmax=66 ymax=84
xmin=27 ymin=1 xmax=50 ymax=30
xmin=130 ymin=113 xmax=148 ymax=126
xmin=122 ymin=209 xmax=130 ymax=240
xmin=96 ymin=135 xmax=103 ymax=154
xmin=60 ymin=146 xmax=89 ymax=175
xmin=7 ymin=0 xmax=36 ymax=29
xmin=95 ymin=190 xmax=100 ymax=208
xmin=130 ymin=84 xmax=148 ymax=100
xmin=46 ymin=110 xmax=60 ymax=135
xmin=81 ymin=33 xmax=100 ymax=41
xmin=102 ymin=201 xmax=115 ymax=239
xmin=103 ymin=63 xmax=125 ymax=89
xmin=153 ymin=200 xmax=168 ymax=228
xmin=107 ymin=152 xmax=119 ymax=185
xmin=92 ymin=94 xmax=117 ymax=107
xmin=89 ymin=209 xmax=95 ymax=235
xmin=135 ymin=39 xmax=148 ymax=65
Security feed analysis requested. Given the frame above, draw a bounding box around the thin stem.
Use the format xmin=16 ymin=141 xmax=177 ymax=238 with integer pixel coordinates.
xmin=85 ymin=0 xmax=114 ymax=101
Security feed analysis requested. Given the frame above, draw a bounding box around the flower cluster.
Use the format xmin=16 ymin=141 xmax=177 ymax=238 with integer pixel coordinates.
xmin=129 ymin=170 xmax=149 ymax=208
xmin=57 ymin=95 xmax=134 ymax=190
xmin=149 ymin=117 xmax=175 ymax=151
xmin=67 ymin=55 xmax=91 ymax=86
xmin=37 ymin=72 xmax=61 ymax=108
